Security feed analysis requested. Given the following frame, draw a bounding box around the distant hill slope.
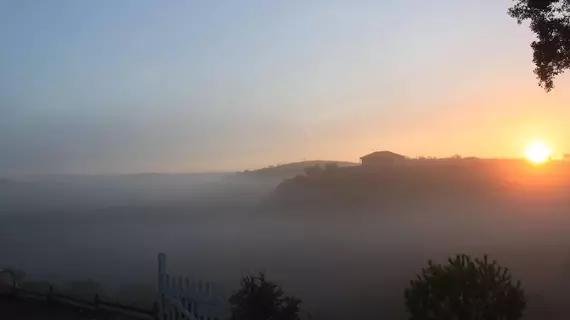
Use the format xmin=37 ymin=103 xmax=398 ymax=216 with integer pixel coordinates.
xmin=268 ymin=160 xmax=570 ymax=210
xmin=239 ymin=160 xmax=359 ymax=180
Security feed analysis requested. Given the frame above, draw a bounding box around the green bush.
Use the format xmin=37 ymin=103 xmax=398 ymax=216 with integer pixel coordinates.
xmin=229 ymin=273 xmax=301 ymax=320
xmin=405 ymin=254 xmax=526 ymax=320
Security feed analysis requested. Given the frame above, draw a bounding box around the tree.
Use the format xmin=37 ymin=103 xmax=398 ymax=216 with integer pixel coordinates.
xmin=0 ymin=267 xmax=26 ymax=293
xmin=303 ymin=165 xmax=323 ymax=177
xmin=404 ymin=254 xmax=526 ymax=320
xmin=229 ymin=273 xmax=302 ymax=320
xmin=508 ymin=0 xmax=570 ymax=91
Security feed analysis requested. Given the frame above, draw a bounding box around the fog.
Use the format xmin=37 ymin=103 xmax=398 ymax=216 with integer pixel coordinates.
xmin=2 ymin=172 xmax=570 ymax=319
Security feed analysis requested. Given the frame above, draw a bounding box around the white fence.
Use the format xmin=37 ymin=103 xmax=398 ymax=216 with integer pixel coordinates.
xmin=158 ymin=253 xmax=229 ymax=320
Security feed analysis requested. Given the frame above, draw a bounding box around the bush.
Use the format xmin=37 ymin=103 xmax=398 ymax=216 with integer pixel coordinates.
xmin=229 ymin=273 xmax=301 ymax=320
xmin=303 ymin=165 xmax=323 ymax=177
xmin=405 ymin=254 xmax=526 ymax=320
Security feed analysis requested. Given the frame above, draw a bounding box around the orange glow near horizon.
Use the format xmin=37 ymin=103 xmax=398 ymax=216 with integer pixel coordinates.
xmin=524 ymin=140 xmax=552 ymax=164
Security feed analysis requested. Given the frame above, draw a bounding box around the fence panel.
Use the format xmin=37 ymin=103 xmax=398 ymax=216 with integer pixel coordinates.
xmin=158 ymin=253 xmax=229 ymax=320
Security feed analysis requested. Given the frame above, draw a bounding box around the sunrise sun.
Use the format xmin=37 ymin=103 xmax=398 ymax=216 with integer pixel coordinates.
xmin=524 ymin=140 xmax=552 ymax=164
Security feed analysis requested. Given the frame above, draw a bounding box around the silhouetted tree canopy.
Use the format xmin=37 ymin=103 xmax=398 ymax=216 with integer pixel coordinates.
xmin=405 ymin=254 xmax=526 ymax=320
xmin=508 ymin=0 xmax=570 ymax=91
xmin=229 ymin=273 xmax=301 ymax=320
xmin=303 ymin=165 xmax=323 ymax=177
xmin=0 ymin=267 xmax=26 ymax=282
xmin=0 ymin=267 xmax=26 ymax=292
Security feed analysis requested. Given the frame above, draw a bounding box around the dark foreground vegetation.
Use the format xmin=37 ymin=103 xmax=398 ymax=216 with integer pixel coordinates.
xmin=2 ymin=253 xmax=527 ymax=320
xmin=227 ymin=254 xmax=527 ymax=320
xmin=508 ymin=0 xmax=570 ymax=92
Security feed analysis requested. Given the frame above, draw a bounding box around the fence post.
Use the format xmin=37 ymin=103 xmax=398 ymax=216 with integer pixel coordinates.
xmin=153 ymin=301 xmax=160 ymax=320
xmin=11 ymin=272 xmax=16 ymax=296
xmin=94 ymin=293 xmax=99 ymax=310
xmin=46 ymin=285 xmax=55 ymax=317
xmin=47 ymin=285 xmax=53 ymax=304
xmin=158 ymin=253 xmax=167 ymax=320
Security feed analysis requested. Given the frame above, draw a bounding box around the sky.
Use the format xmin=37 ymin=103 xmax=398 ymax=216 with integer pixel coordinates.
xmin=1 ymin=0 xmax=569 ymax=174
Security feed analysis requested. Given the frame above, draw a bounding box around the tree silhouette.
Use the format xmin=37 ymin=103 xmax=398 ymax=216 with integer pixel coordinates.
xmin=508 ymin=0 xmax=570 ymax=91
xmin=0 ymin=267 xmax=26 ymax=293
xmin=405 ymin=254 xmax=526 ymax=320
xmin=303 ymin=165 xmax=323 ymax=177
xmin=229 ymin=273 xmax=301 ymax=320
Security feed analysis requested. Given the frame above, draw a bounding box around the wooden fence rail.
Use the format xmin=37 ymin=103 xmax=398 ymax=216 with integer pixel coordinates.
xmin=0 ymin=283 xmax=158 ymax=320
xmin=1 ymin=253 xmax=230 ymax=320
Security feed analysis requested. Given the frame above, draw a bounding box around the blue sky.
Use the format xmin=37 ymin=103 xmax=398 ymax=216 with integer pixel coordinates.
xmin=1 ymin=0 xmax=569 ymax=174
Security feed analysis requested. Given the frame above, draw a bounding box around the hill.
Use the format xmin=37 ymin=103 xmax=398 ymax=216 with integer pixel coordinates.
xmin=239 ymin=160 xmax=358 ymax=180
xmin=268 ymin=159 xmax=570 ymax=210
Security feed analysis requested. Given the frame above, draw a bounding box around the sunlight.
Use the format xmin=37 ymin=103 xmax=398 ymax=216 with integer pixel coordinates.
xmin=524 ymin=140 xmax=552 ymax=164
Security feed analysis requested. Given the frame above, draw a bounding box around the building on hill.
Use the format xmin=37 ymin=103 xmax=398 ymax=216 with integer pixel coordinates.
xmin=360 ymin=151 xmax=406 ymax=166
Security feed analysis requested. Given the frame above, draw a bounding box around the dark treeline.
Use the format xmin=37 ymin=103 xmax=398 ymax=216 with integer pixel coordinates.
xmin=270 ymin=159 xmax=570 ymax=210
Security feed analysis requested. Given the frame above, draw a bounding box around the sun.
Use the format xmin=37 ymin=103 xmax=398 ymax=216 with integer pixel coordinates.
xmin=524 ymin=140 xmax=552 ymax=164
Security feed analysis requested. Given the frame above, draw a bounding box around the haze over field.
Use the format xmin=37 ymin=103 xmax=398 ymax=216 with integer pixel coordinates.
xmin=2 ymin=163 xmax=570 ymax=319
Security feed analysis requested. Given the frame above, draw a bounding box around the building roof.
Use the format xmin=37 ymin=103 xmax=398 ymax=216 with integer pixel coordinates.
xmin=360 ymin=151 xmax=406 ymax=160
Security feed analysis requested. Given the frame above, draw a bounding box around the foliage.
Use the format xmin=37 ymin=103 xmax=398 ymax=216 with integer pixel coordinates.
xmin=229 ymin=273 xmax=302 ymax=320
xmin=509 ymin=0 xmax=570 ymax=91
xmin=0 ymin=267 xmax=26 ymax=282
xmin=405 ymin=254 xmax=526 ymax=320
xmin=0 ymin=268 xmax=20 ymax=295
xmin=0 ymin=267 xmax=26 ymax=292
xmin=303 ymin=165 xmax=323 ymax=177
